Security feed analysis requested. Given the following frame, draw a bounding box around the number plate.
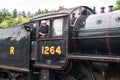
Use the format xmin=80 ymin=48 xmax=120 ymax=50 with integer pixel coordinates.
xmin=42 ymin=46 xmax=62 ymax=55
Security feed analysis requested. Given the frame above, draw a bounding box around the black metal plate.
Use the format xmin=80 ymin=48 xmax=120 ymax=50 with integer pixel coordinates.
xmin=35 ymin=39 xmax=66 ymax=69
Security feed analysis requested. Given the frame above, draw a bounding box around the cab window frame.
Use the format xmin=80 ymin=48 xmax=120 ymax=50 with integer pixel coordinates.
xmin=70 ymin=7 xmax=93 ymax=27
xmin=70 ymin=8 xmax=81 ymax=27
xmin=51 ymin=17 xmax=64 ymax=38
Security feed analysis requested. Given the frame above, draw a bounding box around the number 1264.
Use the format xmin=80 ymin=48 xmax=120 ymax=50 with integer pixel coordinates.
xmin=42 ymin=46 xmax=62 ymax=55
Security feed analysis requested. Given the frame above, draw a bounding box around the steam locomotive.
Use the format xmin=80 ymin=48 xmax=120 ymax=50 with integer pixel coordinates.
xmin=0 ymin=5 xmax=120 ymax=80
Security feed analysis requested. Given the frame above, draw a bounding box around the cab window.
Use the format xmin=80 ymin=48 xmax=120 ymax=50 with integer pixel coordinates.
xmin=52 ymin=18 xmax=63 ymax=37
xmin=70 ymin=8 xmax=80 ymax=26
xmin=70 ymin=7 xmax=93 ymax=26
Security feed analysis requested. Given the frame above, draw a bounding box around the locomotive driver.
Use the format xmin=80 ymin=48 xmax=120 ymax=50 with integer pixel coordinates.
xmin=38 ymin=20 xmax=49 ymax=38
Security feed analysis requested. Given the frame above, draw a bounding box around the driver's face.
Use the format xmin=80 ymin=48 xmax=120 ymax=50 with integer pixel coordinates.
xmin=41 ymin=23 xmax=47 ymax=27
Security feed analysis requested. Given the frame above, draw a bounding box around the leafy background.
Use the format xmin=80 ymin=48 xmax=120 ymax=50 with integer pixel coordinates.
xmin=0 ymin=8 xmax=51 ymax=27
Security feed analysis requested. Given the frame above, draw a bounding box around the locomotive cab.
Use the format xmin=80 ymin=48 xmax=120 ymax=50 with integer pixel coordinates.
xmin=31 ymin=14 xmax=69 ymax=69
xmin=29 ymin=6 xmax=94 ymax=69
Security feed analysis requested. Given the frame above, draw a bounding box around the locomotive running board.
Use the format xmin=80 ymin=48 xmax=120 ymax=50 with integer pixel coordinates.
xmin=68 ymin=55 xmax=120 ymax=62
xmin=0 ymin=65 xmax=29 ymax=72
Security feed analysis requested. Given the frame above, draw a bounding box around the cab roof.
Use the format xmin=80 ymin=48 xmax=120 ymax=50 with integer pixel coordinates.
xmin=30 ymin=6 xmax=94 ymax=21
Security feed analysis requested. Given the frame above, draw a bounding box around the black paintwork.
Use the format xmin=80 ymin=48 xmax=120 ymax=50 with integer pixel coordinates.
xmin=0 ymin=26 xmax=30 ymax=71
xmin=0 ymin=5 xmax=120 ymax=73
xmin=34 ymin=39 xmax=66 ymax=68
xmin=69 ymin=10 xmax=120 ymax=59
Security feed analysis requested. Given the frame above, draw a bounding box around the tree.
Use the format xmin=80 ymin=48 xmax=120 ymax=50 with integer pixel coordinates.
xmin=41 ymin=10 xmax=44 ymax=14
xmin=0 ymin=16 xmax=4 ymax=24
xmin=18 ymin=12 xmax=22 ymax=18
xmin=0 ymin=8 xmax=51 ymax=27
xmin=27 ymin=11 xmax=31 ymax=18
xmin=21 ymin=11 xmax=26 ymax=17
xmin=5 ymin=16 xmax=12 ymax=20
xmin=34 ymin=9 xmax=42 ymax=16
xmin=12 ymin=9 xmax=18 ymax=18
xmin=1 ymin=8 xmax=8 ymax=18
xmin=44 ymin=9 xmax=49 ymax=13
xmin=114 ymin=0 xmax=120 ymax=10
xmin=0 ymin=11 xmax=2 ymax=16
xmin=6 ymin=9 xmax=11 ymax=16
xmin=34 ymin=12 xmax=38 ymax=16
xmin=38 ymin=9 xmax=42 ymax=14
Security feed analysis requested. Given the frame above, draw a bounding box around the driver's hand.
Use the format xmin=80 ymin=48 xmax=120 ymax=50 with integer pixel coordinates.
xmin=42 ymin=34 xmax=45 ymax=36
xmin=39 ymin=32 xmax=45 ymax=36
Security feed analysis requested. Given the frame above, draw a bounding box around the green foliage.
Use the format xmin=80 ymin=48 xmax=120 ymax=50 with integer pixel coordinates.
xmin=114 ymin=0 xmax=120 ymax=10
xmin=0 ymin=8 xmax=50 ymax=27
xmin=20 ymin=17 xmax=30 ymax=25
xmin=21 ymin=11 xmax=26 ymax=17
xmin=12 ymin=9 xmax=18 ymax=18
xmin=34 ymin=9 xmax=49 ymax=16
xmin=0 ymin=17 xmax=30 ymax=27
xmin=0 ymin=21 xmax=8 ymax=27
xmin=27 ymin=11 xmax=32 ymax=18
xmin=0 ymin=16 xmax=4 ymax=24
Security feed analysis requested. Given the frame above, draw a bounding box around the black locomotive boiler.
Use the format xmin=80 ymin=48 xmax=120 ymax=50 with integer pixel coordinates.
xmin=0 ymin=6 xmax=120 ymax=80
